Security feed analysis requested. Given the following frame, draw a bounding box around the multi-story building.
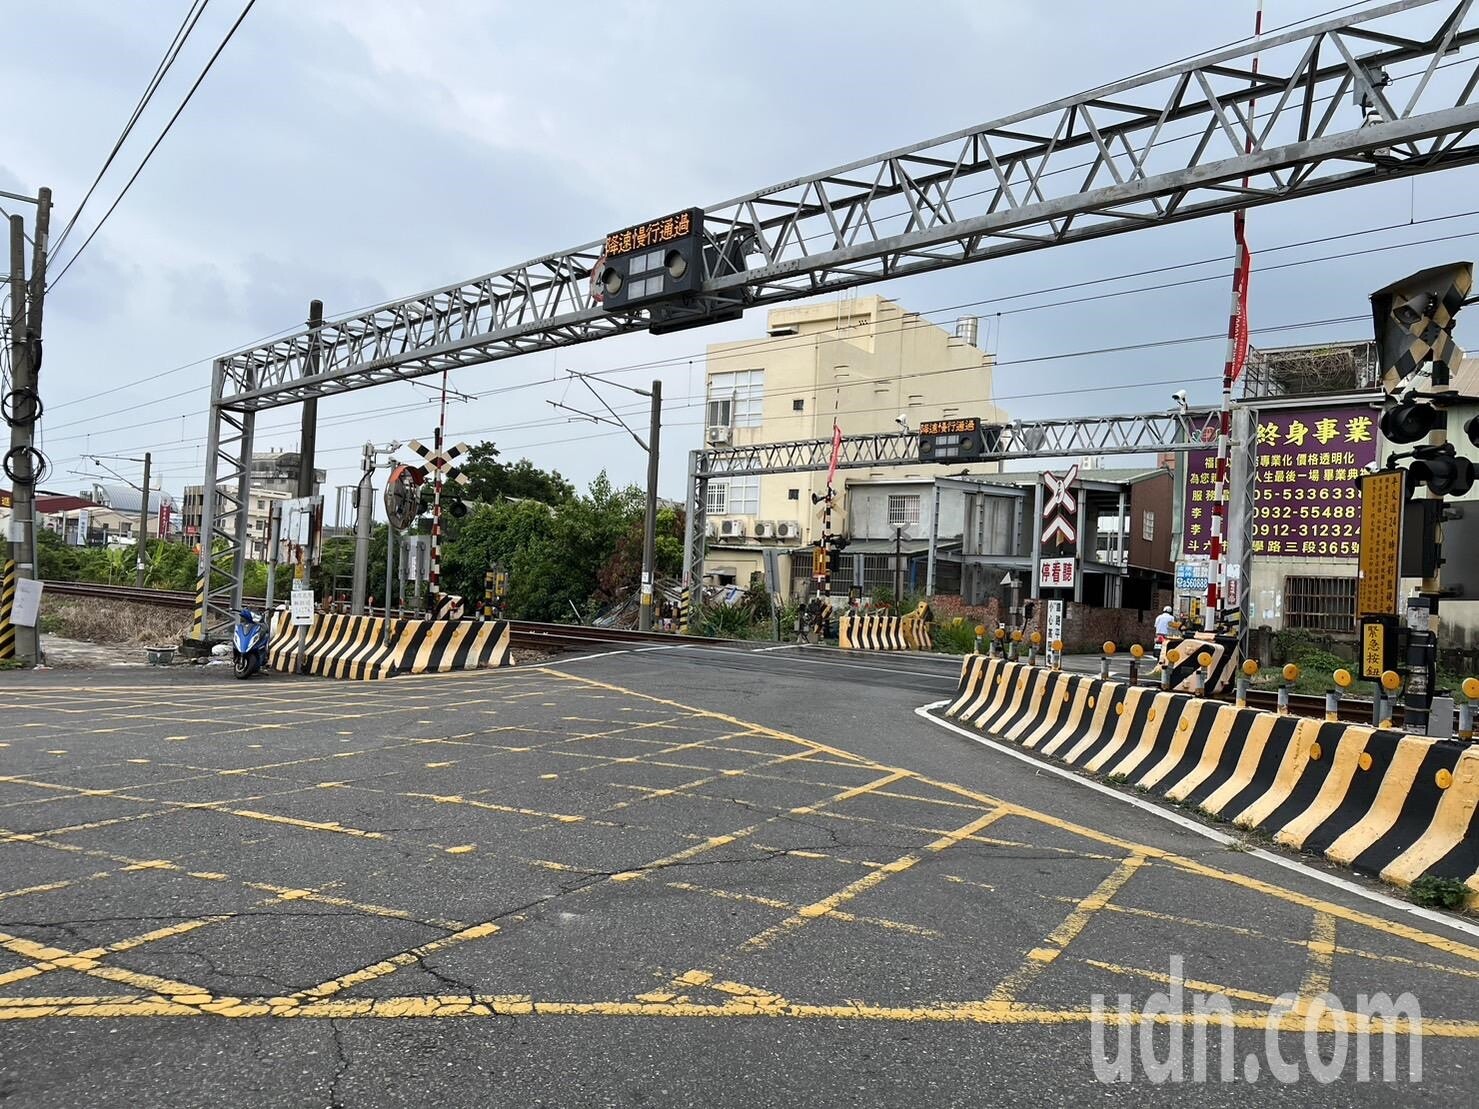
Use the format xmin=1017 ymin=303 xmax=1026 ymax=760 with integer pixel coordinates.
xmin=181 ymin=449 xmax=324 ymax=557
xmin=700 ymin=295 xmax=1008 ymax=592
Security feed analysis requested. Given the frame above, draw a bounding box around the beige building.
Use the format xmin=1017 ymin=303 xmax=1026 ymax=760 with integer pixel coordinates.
xmin=701 ymin=296 xmax=1008 ymax=592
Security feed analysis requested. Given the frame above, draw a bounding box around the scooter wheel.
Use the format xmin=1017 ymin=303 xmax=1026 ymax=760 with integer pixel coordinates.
xmin=233 ymin=654 xmax=253 ymax=679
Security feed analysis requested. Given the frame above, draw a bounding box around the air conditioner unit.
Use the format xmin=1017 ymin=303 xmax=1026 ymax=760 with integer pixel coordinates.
xmin=719 ymin=519 xmax=746 ymax=538
xmin=705 ymin=426 xmax=732 ymax=446
xmin=704 ymin=521 xmax=720 ymax=539
xmin=776 ymin=521 xmax=801 ymax=540
xmin=753 ymin=521 xmax=776 ymax=539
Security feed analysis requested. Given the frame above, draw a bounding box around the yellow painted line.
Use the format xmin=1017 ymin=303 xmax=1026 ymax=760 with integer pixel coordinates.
xmin=405 ymin=792 xmax=584 ymax=824
xmin=289 ymin=921 xmax=501 ymax=1003
xmin=664 ymin=880 xmax=941 ymax=937
xmin=0 ymin=874 xmax=109 ymax=903
xmin=1083 ymin=959 xmax=1284 ymax=1007
xmin=243 ymin=883 xmax=468 ymax=933
xmin=445 ymin=845 xmax=476 ymax=854
xmin=1298 ymin=912 xmax=1337 ymax=1003
xmin=986 ymin=855 xmax=1145 ymax=1003
xmin=221 ymin=809 xmax=386 ymax=840
xmin=4 ymin=993 xmax=1473 ymax=1031
xmin=918 ymin=774 xmax=1479 ymax=966
xmin=788 ymin=769 xmax=913 ymax=815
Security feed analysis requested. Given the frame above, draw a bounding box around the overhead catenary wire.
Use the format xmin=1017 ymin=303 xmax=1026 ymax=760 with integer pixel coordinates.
xmin=47 ymin=0 xmax=257 ymax=291
xmin=39 ymin=210 xmax=1479 ymax=444
xmin=49 ymin=0 xmax=213 ymax=260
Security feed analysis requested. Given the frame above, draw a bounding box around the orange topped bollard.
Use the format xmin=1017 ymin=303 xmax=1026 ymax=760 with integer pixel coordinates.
xmin=1330 ymin=668 xmax=1353 ymax=722
xmin=1128 ymin=643 xmax=1145 ymax=685
xmin=1237 ymin=658 xmax=1259 ymax=709
xmin=1101 ymin=641 xmax=1116 ymax=680
xmin=1278 ymin=663 xmax=1301 ymax=716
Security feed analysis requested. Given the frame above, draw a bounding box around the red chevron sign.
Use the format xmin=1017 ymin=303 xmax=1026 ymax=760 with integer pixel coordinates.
xmin=1041 ymin=465 xmax=1079 ymax=546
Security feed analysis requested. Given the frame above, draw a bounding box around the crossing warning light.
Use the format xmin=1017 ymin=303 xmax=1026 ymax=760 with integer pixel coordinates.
xmin=598 ymin=209 xmax=705 ymax=311
xmin=1406 ymin=444 xmax=1476 ymax=497
xmin=812 ymin=548 xmax=829 ymax=578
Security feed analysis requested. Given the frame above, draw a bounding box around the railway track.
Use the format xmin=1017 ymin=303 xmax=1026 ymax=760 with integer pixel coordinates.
xmin=33 ymin=580 xmax=1429 ymax=725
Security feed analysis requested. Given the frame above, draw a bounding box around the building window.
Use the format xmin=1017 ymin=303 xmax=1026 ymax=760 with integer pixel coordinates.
xmin=708 ymin=369 xmax=764 ymax=428
xmin=1284 ymin=576 xmax=1356 ymax=633
xmin=787 ymin=488 xmax=800 ymax=501
xmin=792 ymin=398 xmax=804 ymax=412
xmin=887 ymin=494 xmax=921 ymax=527
xmin=705 ymin=478 xmax=759 ymax=516
xmin=1142 ymin=510 xmax=1155 ymax=541
xmin=727 ymin=476 xmax=759 ymax=515
xmin=705 ymin=483 xmax=727 ymax=515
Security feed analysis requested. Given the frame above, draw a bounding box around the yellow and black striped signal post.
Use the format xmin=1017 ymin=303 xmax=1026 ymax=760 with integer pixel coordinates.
xmin=189 ymin=571 xmax=207 ymax=642
xmin=0 ymin=559 xmax=17 ymax=662
xmin=678 ymin=586 xmax=691 ymax=635
xmin=482 ymin=571 xmax=494 ymax=620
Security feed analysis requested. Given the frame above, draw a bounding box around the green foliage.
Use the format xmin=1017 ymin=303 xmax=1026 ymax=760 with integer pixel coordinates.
xmin=1409 ymin=875 xmax=1470 ymax=910
xmin=930 ymin=619 xmax=979 ymax=655
xmin=444 ymin=442 xmax=574 ymax=507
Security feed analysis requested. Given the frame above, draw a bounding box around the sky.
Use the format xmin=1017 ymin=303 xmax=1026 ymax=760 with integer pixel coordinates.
xmin=5 ymin=0 xmax=1479 ymax=521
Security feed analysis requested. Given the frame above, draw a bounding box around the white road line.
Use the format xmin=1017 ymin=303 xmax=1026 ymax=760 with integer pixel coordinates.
xmin=751 ymin=644 xmax=802 ymax=653
xmin=915 ymin=700 xmax=1479 ymax=941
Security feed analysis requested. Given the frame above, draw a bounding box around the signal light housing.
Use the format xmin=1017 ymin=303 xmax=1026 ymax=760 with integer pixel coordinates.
xmin=1379 ymin=401 xmax=1441 ymax=444
xmin=1406 ymin=444 xmax=1476 ymax=497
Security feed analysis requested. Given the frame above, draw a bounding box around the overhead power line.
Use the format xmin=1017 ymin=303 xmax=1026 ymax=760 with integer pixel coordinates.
xmin=48 ymin=0 xmax=257 ymax=291
xmin=50 ymin=0 xmax=213 ymax=260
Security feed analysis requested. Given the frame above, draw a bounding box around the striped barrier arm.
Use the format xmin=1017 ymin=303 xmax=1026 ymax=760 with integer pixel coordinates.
xmin=0 ymin=559 xmax=16 ymax=662
xmin=1161 ymin=634 xmax=1240 ymax=694
xmin=941 ymin=660 xmax=1478 ymax=900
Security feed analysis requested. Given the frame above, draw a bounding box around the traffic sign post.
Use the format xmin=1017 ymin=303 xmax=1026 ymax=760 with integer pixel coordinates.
xmin=407 ymin=438 xmax=471 ymax=602
xmin=1357 ymin=471 xmax=1404 ymax=618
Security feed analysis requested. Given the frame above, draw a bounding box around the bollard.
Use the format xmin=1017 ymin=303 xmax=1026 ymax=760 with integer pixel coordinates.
xmin=1161 ymin=648 xmax=1179 ymax=692
xmin=1330 ymin=668 xmax=1353 ymax=722
xmin=1195 ymin=651 xmax=1214 ymax=698
xmin=1278 ymin=663 xmax=1300 ymax=715
xmin=1460 ymin=677 xmax=1479 ymax=741
xmin=1051 ymin=639 xmax=1064 ymax=672
xmin=1237 ymin=659 xmax=1258 ymax=710
xmin=974 ymin=624 xmax=985 ymax=655
xmin=994 ymin=625 xmax=1006 ymax=658
xmin=1029 ymin=630 xmax=1042 ymax=668
xmin=1101 ymin=641 xmax=1116 ymax=680
xmin=1128 ymin=643 xmax=1145 ymax=685
xmin=1010 ymin=628 xmax=1024 ymax=662
xmin=1378 ymin=670 xmax=1402 ymax=728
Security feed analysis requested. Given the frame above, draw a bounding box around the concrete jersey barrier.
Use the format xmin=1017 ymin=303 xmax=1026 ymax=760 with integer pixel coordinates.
xmin=265 ymin=611 xmax=512 ymax=679
xmin=943 ymin=655 xmax=1478 ymax=901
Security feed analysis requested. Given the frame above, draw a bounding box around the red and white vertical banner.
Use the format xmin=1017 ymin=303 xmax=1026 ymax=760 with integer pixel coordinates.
xmin=1208 ymin=1 xmax=1262 ymax=632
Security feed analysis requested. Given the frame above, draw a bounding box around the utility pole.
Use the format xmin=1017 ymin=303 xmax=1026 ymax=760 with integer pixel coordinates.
xmin=134 ymin=451 xmax=152 ymax=588
xmin=547 ymin=371 xmax=664 ymax=631
xmin=298 ymin=300 xmax=322 ymax=501
xmin=6 ymin=188 xmax=50 ymax=665
xmin=639 ymin=379 xmax=661 ymax=632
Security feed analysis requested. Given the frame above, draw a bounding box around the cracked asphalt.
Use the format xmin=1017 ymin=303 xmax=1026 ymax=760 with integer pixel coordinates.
xmin=0 ymin=644 xmax=1476 ymax=1107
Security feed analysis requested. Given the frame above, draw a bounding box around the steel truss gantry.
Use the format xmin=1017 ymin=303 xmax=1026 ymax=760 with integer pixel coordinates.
xmin=198 ymin=1 xmax=1479 ymax=635
xmin=680 ymin=410 xmax=1225 ymax=589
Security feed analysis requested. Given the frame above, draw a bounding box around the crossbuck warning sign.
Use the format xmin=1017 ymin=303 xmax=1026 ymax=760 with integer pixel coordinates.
xmin=408 ymin=440 xmax=472 ymax=486
xmin=1041 ymin=464 xmax=1079 ymax=546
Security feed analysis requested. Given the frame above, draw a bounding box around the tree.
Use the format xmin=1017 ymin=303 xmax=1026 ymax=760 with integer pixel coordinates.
xmin=594 ymin=505 xmax=685 ymax=603
xmin=453 ymin=442 xmax=574 ymax=507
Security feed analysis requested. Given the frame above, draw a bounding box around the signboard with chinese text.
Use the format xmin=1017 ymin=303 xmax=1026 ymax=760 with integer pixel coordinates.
xmin=604 ymin=209 xmax=699 ymax=259
xmin=1046 ymin=599 xmax=1064 ymax=646
xmin=1359 ymin=616 xmax=1397 ymax=681
xmin=1175 ymin=559 xmax=1210 ymax=594
xmin=1181 ymin=405 xmax=1378 ymax=559
xmin=289 ymin=588 xmax=314 ymax=628
xmin=1038 ymin=557 xmax=1076 ymax=591
xmin=1356 ymin=470 xmax=1404 ymax=616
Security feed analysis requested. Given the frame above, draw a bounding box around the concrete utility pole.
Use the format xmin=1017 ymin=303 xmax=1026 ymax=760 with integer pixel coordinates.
xmin=134 ymin=452 xmax=152 ymax=588
xmin=639 ymin=379 xmax=662 ymax=632
xmin=297 ymin=299 xmax=323 ymax=501
xmin=6 ymin=188 xmax=50 ymax=665
xmin=351 ymin=442 xmax=374 ymax=615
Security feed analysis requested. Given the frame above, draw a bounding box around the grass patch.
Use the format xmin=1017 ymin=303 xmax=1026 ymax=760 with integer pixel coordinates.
xmin=39 ymin=597 xmax=193 ymax=647
xmin=1409 ymin=875 xmax=1470 ymax=911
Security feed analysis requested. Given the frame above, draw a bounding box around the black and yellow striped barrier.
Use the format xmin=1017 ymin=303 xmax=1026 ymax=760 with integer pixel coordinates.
xmin=0 ymin=559 xmax=16 ymax=662
xmin=1159 ymin=633 xmax=1240 ymax=695
xmin=945 ymin=656 xmax=1478 ymax=902
xmin=264 ymin=611 xmax=511 ymax=679
xmin=189 ymin=572 xmax=207 ymax=642
xmin=428 ymin=593 xmax=465 ymax=621
xmin=678 ymin=586 xmax=691 ymax=635
xmin=839 ymin=605 xmax=934 ymax=652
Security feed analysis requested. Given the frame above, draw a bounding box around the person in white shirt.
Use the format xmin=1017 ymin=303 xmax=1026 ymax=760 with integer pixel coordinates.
xmin=1154 ymin=606 xmax=1175 ymax=643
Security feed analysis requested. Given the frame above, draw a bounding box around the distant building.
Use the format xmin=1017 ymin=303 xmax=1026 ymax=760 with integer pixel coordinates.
xmin=700 ymin=295 xmax=1008 ymax=591
xmin=181 ymin=449 xmax=324 ymax=555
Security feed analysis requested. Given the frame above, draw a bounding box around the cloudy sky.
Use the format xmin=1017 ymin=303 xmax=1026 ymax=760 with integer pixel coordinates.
xmin=6 ymin=0 xmax=1479 ymax=518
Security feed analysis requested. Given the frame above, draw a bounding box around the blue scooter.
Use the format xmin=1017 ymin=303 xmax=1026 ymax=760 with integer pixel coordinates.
xmin=231 ymin=608 xmax=269 ymax=679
